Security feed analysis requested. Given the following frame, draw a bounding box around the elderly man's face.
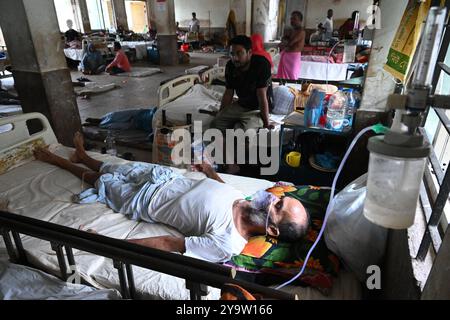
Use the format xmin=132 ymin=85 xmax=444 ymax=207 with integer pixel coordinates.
xmin=269 ymin=197 xmax=308 ymax=230
xmin=230 ymin=44 xmax=252 ymax=69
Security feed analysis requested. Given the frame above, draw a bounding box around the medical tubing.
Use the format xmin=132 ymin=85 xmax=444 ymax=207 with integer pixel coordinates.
xmin=276 ymin=126 xmax=375 ymax=290
xmin=326 ymin=40 xmax=345 ymax=87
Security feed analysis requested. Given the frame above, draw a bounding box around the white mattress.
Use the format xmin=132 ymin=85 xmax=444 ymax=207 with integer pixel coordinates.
xmin=0 ymin=145 xmax=274 ymax=300
xmin=153 ymin=84 xmax=286 ymax=135
xmin=64 ymin=49 xmax=84 ymax=62
xmin=115 ymin=67 xmax=161 ymax=78
xmin=276 ymin=270 xmax=362 ymax=300
xmin=0 ymin=76 xmax=14 ymax=91
xmin=0 ymin=259 xmax=122 ymax=300
xmin=0 ymin=145 xmax=361 ymax=300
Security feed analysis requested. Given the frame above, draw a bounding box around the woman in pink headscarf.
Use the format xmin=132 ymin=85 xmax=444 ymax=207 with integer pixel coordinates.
xmin=250 ymin=33 xmax=273 ymax=68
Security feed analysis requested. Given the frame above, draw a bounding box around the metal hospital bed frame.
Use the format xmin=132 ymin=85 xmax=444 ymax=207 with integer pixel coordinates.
xmin=157 ymin=67 xmax=226 ymax=108
xmin=0 ymin=113 xmax=296 ymax=300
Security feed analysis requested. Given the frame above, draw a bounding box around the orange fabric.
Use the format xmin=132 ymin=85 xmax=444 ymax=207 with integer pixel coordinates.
xmin=221 ymin=284 xmax=257 ymax=300
xmin=251 ymin=34 xmax=273 ymax=67
xmin=241 ymin=236 xmax=273 ymax=258
xmin=108 ymin=50 xmax=131 ymax=72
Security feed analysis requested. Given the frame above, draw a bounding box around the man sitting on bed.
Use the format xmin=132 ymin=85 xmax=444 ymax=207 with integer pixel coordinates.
xmin=210 ymin=35 xmax=274 ymax=174
xmin=211 ymin=35 xmax=274 ymax=133
xmin=33 ymin=133 xmax=310 ymax=264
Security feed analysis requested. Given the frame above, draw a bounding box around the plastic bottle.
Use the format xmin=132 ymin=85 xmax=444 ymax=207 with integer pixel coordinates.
xmin=343 ymin=88 xmax=356 ymax=128
xmin=326 ymin=91 xmax=348 ymax=131
xmin=105 ymin=131 xmax=117 ymax=157
xmin=304 ymin=89 xmax=326 ymax=128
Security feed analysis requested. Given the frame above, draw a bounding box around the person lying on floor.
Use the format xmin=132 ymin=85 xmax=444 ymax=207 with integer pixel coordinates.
xmin=106 ymin=42 xmax=131 ymax=75
xmin=33 ymin=133 xmax=310 ymax=263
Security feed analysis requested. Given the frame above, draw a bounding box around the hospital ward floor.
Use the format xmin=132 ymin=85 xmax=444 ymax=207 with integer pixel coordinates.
xmin=72 ymin=52 xmax=222 ymax=122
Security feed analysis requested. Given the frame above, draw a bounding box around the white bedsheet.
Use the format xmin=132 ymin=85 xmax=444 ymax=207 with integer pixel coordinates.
xmin=0 ymin=259 xmax=122 ymax=300
xmin=300 ymin=61 xmax=349 ymax=81
xmin=0 ymin=145 xmax=274 ymax=300
xmin=276 ymin=270 xmax=362 ymax=300
xmin=0 ymin=145 xmax=361 ymax=300
xmin=154 ymin=84 xmax=223 ymax=130
xmin=0 ymin=76 xmax=14 ymax=91
xmin=64 ymin=48 xmax=84 ymax=62
xmin=153 ymin=84 xmax=286 ymax=133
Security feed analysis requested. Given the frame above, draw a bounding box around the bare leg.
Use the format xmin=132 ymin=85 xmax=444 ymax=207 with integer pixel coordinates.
xmin=70 ymin=132 xmax=104 ymax=172
xmin=35 ymin=148 xmax=102 ymax=185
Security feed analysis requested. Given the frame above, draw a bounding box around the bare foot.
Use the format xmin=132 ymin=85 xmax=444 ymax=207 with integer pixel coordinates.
xmin=79 ymin=225 xmax=99 ymax=234
xmin=34 ymin=147 xmax=58 ymax=165
xmin=70 ymin=132 xmax=86 ymax=163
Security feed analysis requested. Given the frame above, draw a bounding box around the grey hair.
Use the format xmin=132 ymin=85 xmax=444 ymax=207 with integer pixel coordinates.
xmin=277 ymin=209 xmax=311 ymax=243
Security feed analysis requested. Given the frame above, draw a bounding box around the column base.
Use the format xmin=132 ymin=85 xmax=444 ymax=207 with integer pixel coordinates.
xmin=157 ymin=35 xmax=178 ymax=66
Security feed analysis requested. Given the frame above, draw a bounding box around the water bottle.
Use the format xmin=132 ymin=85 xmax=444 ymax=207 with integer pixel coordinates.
xmin=304 ymin=89 xmax=325 ymax=128
xmin=343 ymin=88 xmax=356 ymax=128
xmin=105 ymin=131 xmax=117 ymax=157
xmin=326 ymin=91 xmax=348 ymax=131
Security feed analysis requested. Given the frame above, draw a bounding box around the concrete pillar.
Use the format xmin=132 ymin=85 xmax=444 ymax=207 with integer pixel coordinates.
xmin=0 ymin=0 xmax=82 ymax=147
xmin=77 ymin=0 xmax=91 ymax=33
xmin=112 ymin=0 xmax=129 ymax=30
xmin=230 ymin=0 xmax=249 ymax=35
xmin=149 ymin=0 xmax=178 ymax=66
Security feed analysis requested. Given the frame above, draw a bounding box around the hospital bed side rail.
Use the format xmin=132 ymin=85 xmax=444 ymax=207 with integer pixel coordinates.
xmin=0 ymin=210 xmax=297 ymax=300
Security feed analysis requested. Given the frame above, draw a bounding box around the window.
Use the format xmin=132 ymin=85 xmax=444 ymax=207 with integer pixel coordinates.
xmin=86 ymin=0 xmax=115 ymax=31
xmin=423 ymin=43 xmax=450 ymax=227
xmin=125 ymin=0 xmax=148 ymax=33
xmin=53 ymin=0 xmax=83 ymax=32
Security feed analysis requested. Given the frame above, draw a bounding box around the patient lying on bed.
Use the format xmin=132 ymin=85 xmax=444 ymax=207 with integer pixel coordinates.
xmin=33 ymin=133 xmax=310 ymax=263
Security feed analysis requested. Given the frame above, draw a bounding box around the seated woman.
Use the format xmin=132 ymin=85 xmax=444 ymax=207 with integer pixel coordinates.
xmin=251 ymin=33 xmax=273 ymax=68
xmin=106 ymin=42 xmax=131 ymax=75
xmin=80 ymin=44 xmax=106 ymax=75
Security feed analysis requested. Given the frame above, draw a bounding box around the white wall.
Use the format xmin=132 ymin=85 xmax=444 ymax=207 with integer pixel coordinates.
xmin=174 ymin=0 xmax=231 ymax=28
xmin=304 ymin=0 xmax=374 ymax=29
